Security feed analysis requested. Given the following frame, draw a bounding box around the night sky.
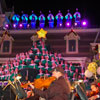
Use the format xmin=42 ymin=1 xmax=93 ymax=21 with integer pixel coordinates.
xmin=5 ymin=0 xmax=100 ymax=27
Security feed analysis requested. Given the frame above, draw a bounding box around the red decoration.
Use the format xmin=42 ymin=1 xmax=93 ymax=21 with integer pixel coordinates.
xmin=97 ymin=83 xmax=100 ymax=87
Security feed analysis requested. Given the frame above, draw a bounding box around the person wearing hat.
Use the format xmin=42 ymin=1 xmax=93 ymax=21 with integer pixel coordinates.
xmin=29 ymin=66 xmax=71 ymax=100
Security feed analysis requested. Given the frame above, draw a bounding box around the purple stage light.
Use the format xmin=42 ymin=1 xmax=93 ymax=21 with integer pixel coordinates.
xmin=60 ymin=23 xmax=62 ymax=26
xmin=5 ymin=24 xmax=9 ymax=28
xmin=19 ymin=24 xmax=23 ymax=28
xmin=83 ymin=21 xmax=86 ymax=25
xmin=82 ymin=20 xmax=87 ymax=26
xmin=74 ymin=22 xmax=77 ymax=26
xmin=27 ymin=24 xmax=30 ymax=28
xmin=66 ymin=22 xmax=70 ymax=27
xmin=67 ymin=22 xmax=70 ymax=26
xmin=13 ymin=24 xmax=16 ymax=28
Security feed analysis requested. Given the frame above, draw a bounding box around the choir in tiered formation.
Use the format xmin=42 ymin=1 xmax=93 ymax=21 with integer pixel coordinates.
xmin=0 ymin=39 xmax=100 ymax=100
xmin=0 ymin=39 xmax=86 ymax=82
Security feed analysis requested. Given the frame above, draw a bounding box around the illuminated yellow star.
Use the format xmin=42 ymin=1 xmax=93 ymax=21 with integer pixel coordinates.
xmin=37 ymin=28 xmax=47 ymax=39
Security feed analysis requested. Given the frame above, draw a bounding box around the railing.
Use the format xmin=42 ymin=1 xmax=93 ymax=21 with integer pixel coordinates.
xmin=0 ymin=58 xmax=15 ymax=65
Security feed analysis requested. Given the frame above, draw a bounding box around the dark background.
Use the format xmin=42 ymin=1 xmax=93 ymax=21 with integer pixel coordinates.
xmin=5 ymin=0 xmax=100 ymax=27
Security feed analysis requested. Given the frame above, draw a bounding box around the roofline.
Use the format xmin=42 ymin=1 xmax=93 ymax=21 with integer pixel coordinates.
xmin=0 ymin=28 xmax=100 ymax=34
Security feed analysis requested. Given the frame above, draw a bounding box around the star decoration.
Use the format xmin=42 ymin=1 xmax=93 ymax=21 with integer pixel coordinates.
xmin=37 ymin=28 xmax=47 ymax=39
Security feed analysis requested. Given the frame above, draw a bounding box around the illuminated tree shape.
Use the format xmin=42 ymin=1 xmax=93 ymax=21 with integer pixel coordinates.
xmin=55 ymin=10 xmax=63 ymax=27
xmin=12 ymin=14 xmax=20 ymax=29
xmin=12 ymin=14 xmax=20 ymax=22
xmin=21 ymin=12 xmax=28 ymax=29
xmin=29 ymin=11 xmax=37 ymax=21
xmin=29 ymin=14 xmax=37 ymax=20
xmin=73 ymin=8 xmax=81 ymax=19
xmin=37 ymin=28 xmax=47 ymax=39
xmin=47 ymin=11 xmax=54 ymax=20
xmin=39 ymin=11 xmax=45 ymax=28
xmin=29 ymin=11 xmax=38 ymax=28
xmin=55 ymin=10 xmax=63 ymax=20
xmin=73 ymin=8 xmax=81 ymax=27
xmin=21 ymin=14 xmax=28 ymax=21
xmin=65 ymin=10 xmax=72 ymax=27
xmin=65 ymin=10 xmax=72 ymax=19
xmin=39 ymin=14 xmax=45 ymax=21
xmin=47 ymin=11 xmax=54 ymax=28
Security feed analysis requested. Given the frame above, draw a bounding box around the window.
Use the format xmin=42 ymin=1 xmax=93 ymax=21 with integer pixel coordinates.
xmin=64 ymin=30 xmax=80 ymax=54
xmin=69 ymin=40 xmax=76 ymax=52
xmin=0 ymin=31 xmax=14 ymax=55
xmin=2 ymin=41 xmax=10 ymax=52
